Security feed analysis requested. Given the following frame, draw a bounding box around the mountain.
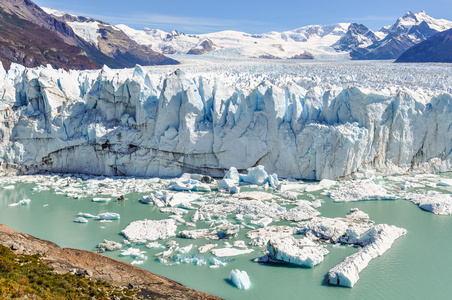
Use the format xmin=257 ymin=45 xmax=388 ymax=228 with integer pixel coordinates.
xmin=351 ymin=11 xmax=452 ymax=60
xmin=0 ymin=0 xmax=177 ymax=70
xmin=44 ymin=8 xmax=178 ymax=67
xmin=0 ymin=1 xmax=99 ymax=70
xmin=333 ymin=23 xmax=379 ymax=51
xmin=116 ymin=23 xmax=352 ymax=59
xmin=395 ymin=28 xmax=452 ymax=63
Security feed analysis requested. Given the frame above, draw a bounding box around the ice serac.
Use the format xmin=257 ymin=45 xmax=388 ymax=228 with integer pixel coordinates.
xmin=327 ymin=224 xmax=406 ymax=287
xmin=0 ymin=64 xmax=452 ymax=180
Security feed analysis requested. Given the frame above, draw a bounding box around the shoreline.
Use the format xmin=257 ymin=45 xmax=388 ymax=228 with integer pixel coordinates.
xmin=0 ymin=224 xmax=221 ymax=300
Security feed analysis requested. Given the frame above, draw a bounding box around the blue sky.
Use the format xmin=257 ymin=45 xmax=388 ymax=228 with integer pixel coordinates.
xmin=34 ymin=0 xmax=452 ymax=34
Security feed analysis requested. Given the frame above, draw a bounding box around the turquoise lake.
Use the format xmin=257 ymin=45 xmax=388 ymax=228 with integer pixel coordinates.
xmin=0 ymin=176 xmax=451 ymax=300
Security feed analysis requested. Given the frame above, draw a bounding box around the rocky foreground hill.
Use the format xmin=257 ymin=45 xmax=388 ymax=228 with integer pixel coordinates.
xmin=0 ymin=0 xmax=178 ymax=70
xmin=0 ymin=224 xmax=220 ymax=300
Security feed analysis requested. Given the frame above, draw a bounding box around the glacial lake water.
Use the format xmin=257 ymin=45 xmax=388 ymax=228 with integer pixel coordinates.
xmin=0 ymin=176 xmax=451 ymax=300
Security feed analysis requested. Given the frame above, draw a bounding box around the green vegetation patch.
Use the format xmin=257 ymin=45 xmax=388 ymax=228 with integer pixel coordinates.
xmin=0 ymin=244 xmax=136 ymax=299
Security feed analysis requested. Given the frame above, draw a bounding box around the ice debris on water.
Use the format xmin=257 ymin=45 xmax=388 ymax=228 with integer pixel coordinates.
xmin=8 ymin=199 xmax=31 ymax=207
xmin=74 ymin=217 xmax=88 ymax=223
xmin=96 ymin=240 xmax=122 ymax=252
xmin=230 ymin=269 xmax=251 ymax=290
xmin=98 ymin=212 xmax=120 ymax=220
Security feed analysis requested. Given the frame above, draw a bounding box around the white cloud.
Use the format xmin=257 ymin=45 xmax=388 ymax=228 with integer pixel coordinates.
xmin=61 ymin=10 xmax=265 ymax=33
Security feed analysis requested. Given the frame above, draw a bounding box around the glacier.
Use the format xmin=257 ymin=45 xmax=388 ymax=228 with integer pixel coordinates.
xmin=0 ymin=60 xmax=451 ymax=180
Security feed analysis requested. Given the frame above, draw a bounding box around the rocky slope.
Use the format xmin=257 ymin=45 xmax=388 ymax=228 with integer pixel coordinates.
xmin=0 ymin=6 xmax=99 ymax=70
xmin=0 ymin=0 xmax=177 ymax=70
xmin=395 ymin=28 xmax=452 ymax=63
xmin=0 ymin=224 xmax=220 ymax=300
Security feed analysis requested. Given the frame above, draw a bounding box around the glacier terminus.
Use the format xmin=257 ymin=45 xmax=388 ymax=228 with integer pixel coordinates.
xmin=0 ymin=59 xmax=451 ymax=180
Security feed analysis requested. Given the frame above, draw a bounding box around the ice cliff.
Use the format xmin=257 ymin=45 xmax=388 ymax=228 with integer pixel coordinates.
xmin=1 ymin=62 xmax=452 ymax=180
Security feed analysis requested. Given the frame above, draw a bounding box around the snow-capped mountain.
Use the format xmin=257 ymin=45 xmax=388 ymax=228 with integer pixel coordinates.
xmin=351 ymin=11 xmax=452 ymax=60
xmin=116 ymin=23 xmax=352 ymax=59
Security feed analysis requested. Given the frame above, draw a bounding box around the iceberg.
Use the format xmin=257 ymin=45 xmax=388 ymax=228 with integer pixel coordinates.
xmin=8 ymin=199 xmax=31 ymax=207
xmin=96 ymin=240 xmax=122 ymax=252
xmin=259 ymin=237 xmax=328 ymax=267
xmin=98 ymin=212 xmax=120 ymax=220
xmin=212 ymin=248 xmax=254 ymax=257
xmin=229 ymin=269 xmax=251 ymax=290
xmin=327 ymin=224 xmax=406 ymax=287
xmin=406 ymin=192 xmax=452 ymax=215
xmin=74 ymin=217 xmax=88 ymax=223
xmin=121 ymin=219 xmax=177 ymax=242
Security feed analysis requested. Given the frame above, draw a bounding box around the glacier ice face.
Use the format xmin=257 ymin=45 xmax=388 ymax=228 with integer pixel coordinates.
xmin=0 ymin=62 xmax=451 ymax=180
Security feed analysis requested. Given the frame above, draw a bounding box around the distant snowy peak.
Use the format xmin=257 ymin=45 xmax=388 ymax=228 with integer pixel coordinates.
xmin=333 ymin=23 xmax=379 ymax=51
xmin=390 ymin=11 xmax=452 ymax=35
xmin=43 ymin=7 xmax=107 ymax=46
xmin=351 ymin=11 xmax=452 ymax=60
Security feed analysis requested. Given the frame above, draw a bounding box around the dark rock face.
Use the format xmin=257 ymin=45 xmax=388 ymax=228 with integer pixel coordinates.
xmin=0 ymin=8 xmax=99 ymax=70
xmin=351 ymin=34 xmax=417 ymax=60
xmin=395 ymin=28 xmax=452 ymax=63
xmin=0 ymin=0 xmax=178 ymax=69
xmin=289 ymin=51 xmax=315 ymax=59
xmin=187 ymin=39 xmax=216 ymax=55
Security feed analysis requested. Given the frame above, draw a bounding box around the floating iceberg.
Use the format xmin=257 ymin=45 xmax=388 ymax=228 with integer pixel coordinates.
xmin=211 ymin=248 xmax=254 ymax=257
xmin=259 ymin=237 xmax=328 ymax=267
xmin=230 ymin=269 xmax=251 ymax=290
xmin=8 ymin=199 xmax=31 ymax=207
xmin=406 ymin=192 xmax=452 ymax=215
xmin=74 ymin=217 xmax=88 ymax=223
xmin=92 ymin=198 xmax=111 ymax=203
xmin=96 ymin=240 xmax=122 ymax=252
xmin=77 ymin=212 xmax=98 ymax=218
xmin=98 ymin=212 xmax=120 ymax=220
xmin=121 ymin=219 xmax=177 ymax=242
xmin=327 ymin=224 xmax=407 ymax=287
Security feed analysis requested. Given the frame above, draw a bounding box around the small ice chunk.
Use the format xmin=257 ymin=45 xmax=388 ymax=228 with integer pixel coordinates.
xmin=198 ymin=242 xmax=218 ymax=253
xmin=250 ymin=217 xmax=272 ymax=228
xmin=212 ymin=248 xmax=254 ymax=257
xmin=77 ymin=212 xmax=98 ymax=218
xmin=92 ymin=197 xmax=111 ymax=203
xmin=74 ymin=217 xmax=88 ymax=223
xmin=131 ymin=260 xmax=144 ymax=265
xmin=97 ymin=240 xmax=122 ymax=251
xmin=98 ymin=212 xmax=120 ymax=220
xmin=8 ymin=199 xmax=31 ymax=207
xmin=243 ymin=165 xmax=268 ymax=185
xmin=224 ymin=167 xmax=240 ymax=183
xmin=230 ymin=269 xmax=251 ymax=290
xmin=3 ymin=185 xmax=15 ymax=190
xmin=146 ymin=242 xmax=165 ymax=249
xmin=177 ymin=244 xmax=193 ymax=254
